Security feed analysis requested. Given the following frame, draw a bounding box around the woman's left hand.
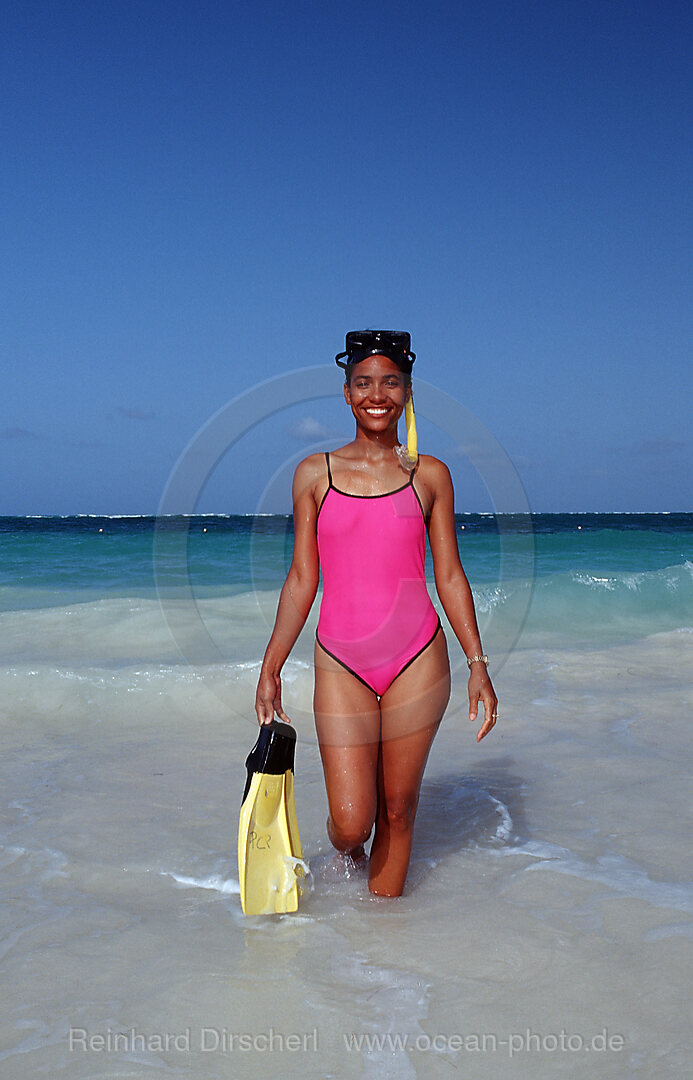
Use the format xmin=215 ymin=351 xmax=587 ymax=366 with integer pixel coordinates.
xmin=468 ymin=667 xmax=498 ymax=742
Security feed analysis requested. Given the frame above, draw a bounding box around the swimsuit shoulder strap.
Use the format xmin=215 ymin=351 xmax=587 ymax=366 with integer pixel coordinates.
xmin=317 ymin=452 xmax=333 ymax=518
xmin=408 ymin=462 xmax=427 ymax=521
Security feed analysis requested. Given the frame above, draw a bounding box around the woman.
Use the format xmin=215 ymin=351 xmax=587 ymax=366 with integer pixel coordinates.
xmin=255 ymin=330 xmax=498 ymax=897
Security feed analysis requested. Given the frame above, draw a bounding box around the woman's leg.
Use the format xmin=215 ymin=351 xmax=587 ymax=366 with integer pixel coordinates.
xmin=313 ymin=642 xmax=382 ymax=854
xmin=368 ymin=627 xmax=451 ymax=896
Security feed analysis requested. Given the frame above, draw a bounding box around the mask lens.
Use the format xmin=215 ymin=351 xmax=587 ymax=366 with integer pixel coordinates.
xmin=337 ymin=330 xmax=415 ymax=369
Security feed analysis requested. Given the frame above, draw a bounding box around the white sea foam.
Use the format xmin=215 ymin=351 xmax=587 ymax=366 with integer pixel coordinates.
xmin=495 ymin=839 xmax=693 ymax=914
xmin=488 ymin=794 xmax=514 ymax=842
xmin=471 ymin=584 xmax=510 ymax=612
xmin=162 ymin=871 xmax=240 ymax=895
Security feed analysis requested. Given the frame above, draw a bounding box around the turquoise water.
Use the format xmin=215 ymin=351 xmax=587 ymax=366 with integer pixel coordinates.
xmin=1 ymin=514 xmax=691 ymax=647
xmin=2 ymin=513 xmax=692 ymax=581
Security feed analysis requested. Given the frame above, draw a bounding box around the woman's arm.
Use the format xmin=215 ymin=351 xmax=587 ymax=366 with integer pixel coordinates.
xmin=255 ymin=456 xmax=321 ymax=725
xmin=424 ymin=457 xmax=498 ymax=741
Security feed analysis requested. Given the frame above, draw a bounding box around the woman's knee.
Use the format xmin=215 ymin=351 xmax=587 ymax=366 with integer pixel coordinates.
xmin=328 ymin=811 xmax=374 ymax=851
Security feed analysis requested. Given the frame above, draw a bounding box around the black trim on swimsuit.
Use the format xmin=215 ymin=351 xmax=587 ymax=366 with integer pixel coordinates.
xmin=330 ymin=480 xmax=413 ymax=499
xmin=410 ymin=479 xmax=427 ymax=523
xmin=315 ymin=615 xmax=442 ymax=701
xmin=317 ymin=451 xmax=424 ymax=519
xmin=316 ymin=452 xmax=332 ymax=518
xmin=315 ymin=633 xmax=380 ymax=696
xmin=386 ymin=614 xmax=442 ymax=691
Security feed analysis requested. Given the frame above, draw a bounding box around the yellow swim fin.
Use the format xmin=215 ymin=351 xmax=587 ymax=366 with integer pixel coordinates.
xmin=238 ymin=720 xmax=304 ymax=915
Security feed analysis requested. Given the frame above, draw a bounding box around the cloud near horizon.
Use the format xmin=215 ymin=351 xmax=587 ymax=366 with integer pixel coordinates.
xmin=288 ymin=416 xmax=334 ymax=441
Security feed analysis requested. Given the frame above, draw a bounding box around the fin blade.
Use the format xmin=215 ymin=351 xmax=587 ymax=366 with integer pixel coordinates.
xmin=238 ymin=770 xmax=302 ymax=915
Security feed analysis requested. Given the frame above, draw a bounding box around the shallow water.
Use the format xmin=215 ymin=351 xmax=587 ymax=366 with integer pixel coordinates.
xmin=1 ymin=517 xmax=692 ymax=1077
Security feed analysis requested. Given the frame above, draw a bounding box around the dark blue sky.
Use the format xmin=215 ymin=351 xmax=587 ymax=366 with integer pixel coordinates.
xmin=3 ymin=0 xmax=691 ymax=513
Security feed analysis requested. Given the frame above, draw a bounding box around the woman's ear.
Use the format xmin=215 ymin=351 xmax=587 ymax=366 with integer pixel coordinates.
xmin=343 ymin=381 xmax=351 ymax=405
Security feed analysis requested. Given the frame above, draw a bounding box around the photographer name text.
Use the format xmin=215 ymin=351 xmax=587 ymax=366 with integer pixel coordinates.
xmin=69 ymin=1026 xmax=318 ymax=1054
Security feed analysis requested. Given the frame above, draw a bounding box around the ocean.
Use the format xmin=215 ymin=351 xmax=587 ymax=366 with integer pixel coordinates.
xmin=1 ymin=513 xmax=692 ymax=1078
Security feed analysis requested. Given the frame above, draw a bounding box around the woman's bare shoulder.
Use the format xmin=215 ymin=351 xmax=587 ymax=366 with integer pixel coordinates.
xmin=294 ymin=452 xmax=328 ymax=480
xmin=289 ymin=449 xmax=325 ymax=492
xmin=292 ymin=452 xmax=329 ymax=505
xmin=293 ymin=444 xmax=357 ymax=482
xmin=416 ymin=453 xmax=453 ymax=489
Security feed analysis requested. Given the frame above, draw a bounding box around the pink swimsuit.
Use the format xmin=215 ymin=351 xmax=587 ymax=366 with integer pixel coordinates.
xmin=316 ymin=452 xmax=441 ymax=698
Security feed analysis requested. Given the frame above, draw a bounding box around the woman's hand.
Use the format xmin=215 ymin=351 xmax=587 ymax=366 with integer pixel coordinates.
xmin=468 ymin=666 xmax=498 ymax=742
xmin=255 ymin=668 xmax=291 ymax=726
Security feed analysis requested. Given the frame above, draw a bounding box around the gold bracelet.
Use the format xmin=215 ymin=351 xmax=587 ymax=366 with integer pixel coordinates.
xmin=466 ymin=654 xmax=489 ymax=669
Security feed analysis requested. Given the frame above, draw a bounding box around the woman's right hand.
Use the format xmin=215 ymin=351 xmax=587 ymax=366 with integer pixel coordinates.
xmin=255 ymin=668 xmax=291 ymax=726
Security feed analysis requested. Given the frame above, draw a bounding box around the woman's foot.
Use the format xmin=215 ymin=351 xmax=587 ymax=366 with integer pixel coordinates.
xmin=326 ymin=848 xmax=367 ymax=880
xmin=325 ymin=816 xmax=369 ymax=877
xmin=338 ymin=846 xmax=367 ymax=876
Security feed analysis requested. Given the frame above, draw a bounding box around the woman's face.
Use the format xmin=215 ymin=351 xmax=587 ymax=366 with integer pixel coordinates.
xmin=344 ymin=354 xmax=410 ymax=433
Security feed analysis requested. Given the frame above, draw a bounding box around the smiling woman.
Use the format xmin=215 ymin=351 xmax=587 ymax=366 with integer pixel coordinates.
xmin=339 ymin=331 xmax=418 ymax=472
xmin=254 ymin=330 xmax=498 ymax=898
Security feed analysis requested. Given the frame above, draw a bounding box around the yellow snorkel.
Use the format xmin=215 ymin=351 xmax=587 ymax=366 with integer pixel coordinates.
xmin=405 ymin=389 xmax=418 ymax=463
xmin=394 ymin=388 xmax=418 ymax=470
